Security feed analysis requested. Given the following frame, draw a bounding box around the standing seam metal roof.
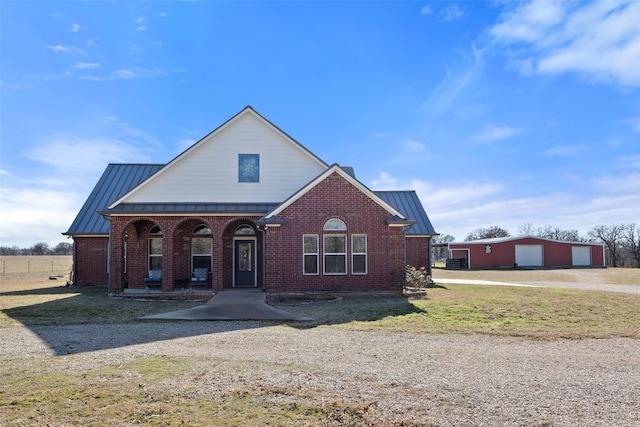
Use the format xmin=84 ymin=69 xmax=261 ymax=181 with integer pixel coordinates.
xmin=66 ymin=164 xmax=437 ymax=237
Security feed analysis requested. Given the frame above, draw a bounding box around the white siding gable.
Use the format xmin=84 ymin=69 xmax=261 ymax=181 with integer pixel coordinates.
xmin=117 ymin=109 xmax=328 ymax=204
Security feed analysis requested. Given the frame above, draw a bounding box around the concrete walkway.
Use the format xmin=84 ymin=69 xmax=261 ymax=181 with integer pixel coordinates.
xmin=435 ymin=278 xmax=538 ymax=287
xmin=141 ymin=289 xmax=313 ymax=321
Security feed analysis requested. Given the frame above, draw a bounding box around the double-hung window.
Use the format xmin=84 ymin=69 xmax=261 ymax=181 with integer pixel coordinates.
xmin=352 ymin=234 xmax=367 ymax=274
xmin=303 ymin=235 xmax=319 ymax=275
xmin=324 ymin=234 xmax=347 ymax=275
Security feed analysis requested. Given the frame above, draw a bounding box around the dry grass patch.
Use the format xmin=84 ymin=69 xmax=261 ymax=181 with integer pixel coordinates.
xmin=1 ymin=356 xmax=386 ymax=427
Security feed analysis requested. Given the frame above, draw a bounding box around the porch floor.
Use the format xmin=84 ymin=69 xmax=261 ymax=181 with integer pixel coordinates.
xmin=140 ymin=289 xmax=313 ymax=321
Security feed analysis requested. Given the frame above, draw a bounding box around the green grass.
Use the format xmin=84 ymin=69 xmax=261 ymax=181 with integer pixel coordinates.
xmin=0 ymin=285 xmax=204 ymax=328
xmin=280 ymin=285 xmax=640 ymax=340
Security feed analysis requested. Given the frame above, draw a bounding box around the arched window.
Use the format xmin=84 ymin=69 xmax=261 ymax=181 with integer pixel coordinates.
xmin=193 ymin=224 xmax=212 ymax=235
xmin=323 ymin=218 xmax=347 ymax=231
xmin=149 ymin=225 xmax=163 ymax=235
xmin=235 ymin=225 xmax=255 ymax=235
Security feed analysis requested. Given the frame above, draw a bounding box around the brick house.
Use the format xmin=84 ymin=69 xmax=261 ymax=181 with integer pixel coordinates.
xmin=64 ymin=107 xmax=437 ymax=299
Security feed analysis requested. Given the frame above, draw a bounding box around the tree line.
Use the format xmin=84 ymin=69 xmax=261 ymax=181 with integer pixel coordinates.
xmin=432 ymin=223 xmax=640 ymax=268
xmin=0 ymin=242 xmax=73 ymax=256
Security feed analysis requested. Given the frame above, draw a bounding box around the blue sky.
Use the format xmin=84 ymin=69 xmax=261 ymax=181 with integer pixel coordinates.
xmin=1 ymin=0 xmax=639 ymax=248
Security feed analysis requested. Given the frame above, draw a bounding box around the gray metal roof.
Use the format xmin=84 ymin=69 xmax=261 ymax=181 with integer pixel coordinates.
xmin=65 ymin=163 xmax=164 ymax=236
xmin=375 ymin=191 xmax=437 ymax=236
xmin=105 ymin=203 xmax=280 ymax=215
xmin=66 ymin=163 xmax=437 ymax=238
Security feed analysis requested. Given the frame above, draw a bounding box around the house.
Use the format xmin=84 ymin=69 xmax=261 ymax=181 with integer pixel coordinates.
xmin=64 ymin=106 xmax=437 ymax=299
xmin=447 ymin=236 xmax=605 ymax=269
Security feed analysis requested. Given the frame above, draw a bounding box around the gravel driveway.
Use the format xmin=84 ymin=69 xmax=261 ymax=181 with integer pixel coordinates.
xmin=2 ymin=322 xmax=639 ymax=426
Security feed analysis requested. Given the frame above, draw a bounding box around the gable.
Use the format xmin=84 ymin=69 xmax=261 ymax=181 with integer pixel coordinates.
xmin=110 ymin=107 xmax=328 ymax=206
xmin=264 ymin=165 xmax=407 ymax=221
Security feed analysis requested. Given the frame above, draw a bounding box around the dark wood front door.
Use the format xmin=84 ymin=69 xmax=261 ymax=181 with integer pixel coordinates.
xmin=234 ymin=239 xmax=256 ymax=287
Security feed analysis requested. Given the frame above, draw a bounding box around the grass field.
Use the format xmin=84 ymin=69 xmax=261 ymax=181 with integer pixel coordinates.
xmin=1 ymin=266 xmax=639 ymax=426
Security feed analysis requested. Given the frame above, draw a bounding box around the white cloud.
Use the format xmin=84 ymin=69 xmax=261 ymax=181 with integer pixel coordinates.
xmin=71 ymin=62 xmax=100 ymax=70
xmin=45 ymin=44 xmax=68 ymax=52
xmin=439 ymin=3 xmax=465 ymax=22
xmin=0 ymin=187 xmax=80 ymax=247
xmin=158 ymin=12 xmax=168 ymax=18
xmin=136 ymin=25 xmax=148 ymax=31
xmin=421 ymin=5 xmax=433 ymax=16
xmin=489 ymin=0 xmax=640 ymax=87
xmin=370 ymin=171 xmax=640 ymax=240
xmin=473 ymin=125 xmax=520 ymax=142
xmin=627 ymin=116 xmax=640 ymax=133
xmin=0 ymin=169 xmax=11 ymax=176
xmin=70 ymin=23 xmax=86 ymax=32
xmin=540 ymin=144 xmax=587 ymax=156
xmin=423 ymin=44 xmax=483 ymax=114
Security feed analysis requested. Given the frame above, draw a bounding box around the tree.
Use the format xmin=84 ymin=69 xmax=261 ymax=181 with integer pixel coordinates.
xmin=588 ymin=224 xmax=625 ymax=267
xmin=465 ymin=226 xmax=510 ymax=241
xmin=54 ymin=242 xmax=73 ymax=255
xmin=518 ymin=223 xmax=582 ymax=241
xmin=622 ymin=223 xmax=640 ymax=268
xmin=431 ymin=234 xmax=456 ymax=261
xmin=30 ymin=242 xmax=50 ymax=255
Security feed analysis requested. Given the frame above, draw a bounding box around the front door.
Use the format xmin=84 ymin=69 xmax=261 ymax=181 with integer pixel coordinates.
xmin=234 ymin=239 xmax=256 ymax=287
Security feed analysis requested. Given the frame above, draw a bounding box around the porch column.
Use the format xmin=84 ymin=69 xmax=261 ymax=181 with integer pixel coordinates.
xmin=161 ymin=222 xmax=175 ymax=292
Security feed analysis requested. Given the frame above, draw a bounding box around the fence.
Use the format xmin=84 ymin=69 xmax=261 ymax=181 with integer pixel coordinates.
xmin=0 ymin=256 xmax=73 ymax=276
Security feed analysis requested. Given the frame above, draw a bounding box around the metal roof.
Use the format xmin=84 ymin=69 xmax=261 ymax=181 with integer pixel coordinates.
xmin=105 ymin=203 xmax=280 ymax=215
xmin=66 ymin=164 xmax=437 ymax=238
xmin=64 ymin=163 xmax=164 ymax=236
xmin=375 ymin=191 xmax=438 ymax=236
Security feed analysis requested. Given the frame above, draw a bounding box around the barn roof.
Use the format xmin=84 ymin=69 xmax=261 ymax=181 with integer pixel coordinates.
xmin=449 ymin=236 xmax=604 ymax=246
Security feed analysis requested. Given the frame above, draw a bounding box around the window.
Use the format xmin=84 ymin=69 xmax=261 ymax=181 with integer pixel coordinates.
xmin=303 ymin=235 xmax=319 ymax=275
xmin=324 ymin=234 xmax=347 ymax=274
xmin=323 ymin=218 xmax=347 ymax=231
xmin=352 ymin=235 xmax=367 ymax=274
xmin=192 ymin=224 xmax=212 ymax=273
xmin=148 ymin=237 xmax=162 ymax=271
xmin=238 ymin=154 xmax=260 ymax=183
xmin=235 ymin=225 xmax=255 ymax=235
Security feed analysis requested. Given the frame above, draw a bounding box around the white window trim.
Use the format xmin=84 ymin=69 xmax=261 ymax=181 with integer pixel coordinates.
xmin=191 ymin=236 xmax=213 ymax=273
xmin=303 ymin=234 xmax=319 ymax=276
xmin=148 ymin=237 xmax=163 ymax=271
xmin=323 ymin=234 xmax=347 ymax=275
xmin=352 ymin=234 xmax=368 ymax=275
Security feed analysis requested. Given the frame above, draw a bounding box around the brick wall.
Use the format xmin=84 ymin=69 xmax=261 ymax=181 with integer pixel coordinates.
xmin=406 ymin=236 xmax=431 ymax=270
xmin=264 ymin=171 xmax=406 ymax=297
xmin=73 ymin=236 xmax=109 ymax=286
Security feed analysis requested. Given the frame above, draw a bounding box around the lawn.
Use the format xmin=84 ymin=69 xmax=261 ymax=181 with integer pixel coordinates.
xmin=1 ymin=268 xmax=639 ymax=426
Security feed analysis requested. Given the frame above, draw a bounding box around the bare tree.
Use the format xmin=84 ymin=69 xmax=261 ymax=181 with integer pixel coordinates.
xmin=588 ymin=224 xmax=625 ymax=267
xmin=431 ymin=234 xmax=455 ymax=261
xmin=517 ymin=223 xmax=535 ymax=236
xmin=30 ymin=242 xmax=51 ymax=255
xmin=622 ymin=223 xmax=640 ymax=267
xmin=54 ymin=242 xmax=73 ymax=255
xmin=465 ymin=226 xmax=510 ymax=241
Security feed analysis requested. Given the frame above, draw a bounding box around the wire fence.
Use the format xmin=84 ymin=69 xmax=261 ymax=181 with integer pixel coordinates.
xmin=0 ymin=256 xmax=73 ymax=276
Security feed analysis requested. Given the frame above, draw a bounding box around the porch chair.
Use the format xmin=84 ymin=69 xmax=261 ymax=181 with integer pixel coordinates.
xmin=192 ymin=268 xmax=209 ymax=286
xmin=144 ymin=269 xmax=162 ymax=285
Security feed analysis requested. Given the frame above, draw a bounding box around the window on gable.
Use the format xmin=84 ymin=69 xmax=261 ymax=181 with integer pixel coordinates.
xmin=303 ymin=235 xmax=319 ymax=275
xmin=323 ymin=218 xmax=346 ymax=231
xmin=324 ymin=234 xmax=347 ymax=275
xmin=238 ymin=154 xmax=260 ymax=183
xmin=352 ymin=234 xmax=367 ymax=274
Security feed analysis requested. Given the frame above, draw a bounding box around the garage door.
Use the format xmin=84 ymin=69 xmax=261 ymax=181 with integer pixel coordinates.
xmin=515 ymin=245 xmax=543 ymax=267
xmin=572 ymin=246 xmax=591 ymax=266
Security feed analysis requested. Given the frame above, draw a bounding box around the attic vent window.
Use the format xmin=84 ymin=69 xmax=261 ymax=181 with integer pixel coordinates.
xmin=238 ymin=154 xmax=260 ymax=183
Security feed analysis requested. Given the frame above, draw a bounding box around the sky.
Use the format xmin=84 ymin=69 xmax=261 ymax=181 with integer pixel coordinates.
xmin=1 ymin=0 xmax=639 ymax=248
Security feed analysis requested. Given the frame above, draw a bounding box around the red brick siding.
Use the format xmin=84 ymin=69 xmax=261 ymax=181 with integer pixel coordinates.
xmin=406 ymin=236 xmax=431 ymax=269
xmin=264 ymin=172 xmax=406 ymax=296
xmin=73 ymin=236 xmax=109 ymax=286
xmin=108 ymin=215 xmax=262 ymax=293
